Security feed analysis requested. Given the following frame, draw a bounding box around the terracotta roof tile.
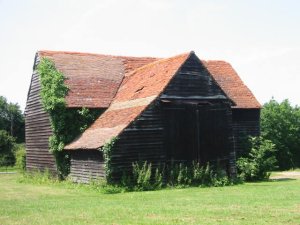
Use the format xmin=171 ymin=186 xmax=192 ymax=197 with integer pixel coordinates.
xmin=203 ymin=60 xmax=261 ymax=108
xmin=38 ymin=50 xmax=158 ymax=108
xmin=64 ymin=52 xmax=191 ymax=150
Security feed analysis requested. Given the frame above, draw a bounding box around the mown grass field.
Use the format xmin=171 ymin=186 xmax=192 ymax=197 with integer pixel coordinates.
xmin=0 ymin=166 xmax=16 ymax=172
xmin=0 ymin=173 xmax=299 ymax=225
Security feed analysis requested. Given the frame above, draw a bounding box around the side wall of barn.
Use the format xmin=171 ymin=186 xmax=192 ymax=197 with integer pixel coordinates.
xmin=25 ymin=55 xmax=56 ymax=172
xmin=232 ymin=108 xmax=261 ymax=157
xmin=110 ymin=102 xmax=165 ymax=180
xmin=69 ymin=150 xmax=104 ymax=183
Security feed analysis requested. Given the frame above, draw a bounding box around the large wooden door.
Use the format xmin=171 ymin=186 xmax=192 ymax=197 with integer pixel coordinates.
xmin=163 ymin=102 xmax=231 ymax=164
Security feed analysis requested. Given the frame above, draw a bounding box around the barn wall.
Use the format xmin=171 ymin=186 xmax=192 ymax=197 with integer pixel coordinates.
xmin=69 ymin=150 xmax=104 ymax=183
xmin=111 ymin=102 xmax=165 ymax=180
xmin=162 ymin=53 xmax=226 ymax=99
xmin=162 ymin=53 xmax=236 ymax=175
xmin=232 ymin=109 xmax=260 ymax=157
xmin=25 ymin=56 xmax=56 ymax=172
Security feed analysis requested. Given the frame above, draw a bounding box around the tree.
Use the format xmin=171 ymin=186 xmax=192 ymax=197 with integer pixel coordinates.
xmin=0 ymin=96 xmax=24 ymax=143
xmin=236 ymin=137 xmax=277 ymax=181
xmin=0 ymin=130 xmax=16 ymax=166
xmin=261 ymin=99 xmax=300 ymax=170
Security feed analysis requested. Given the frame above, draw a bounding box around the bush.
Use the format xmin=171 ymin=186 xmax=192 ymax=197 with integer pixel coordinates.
xmin=15 ymin=144 xmax=26 ymax=171
xmin=122 ymin=161 xmax=232 ymax=191
xmin=0 ymin=130 xmax=16 ymax=167
xmin=237 ymin=137 xmax=277 ymax=181
xmin=102 ymin=137 xmax=117 ymax=183
xmin=132 ymin=161 xmax=153 ymax=191
xmin=19 ymin=169 xmax=55 ymax=184
xmin=261 ymin=99 xmax=300 ymax=169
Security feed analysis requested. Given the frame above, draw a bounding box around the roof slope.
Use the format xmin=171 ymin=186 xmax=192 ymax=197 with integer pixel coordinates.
xmin=204 ymin=60 xmax=261 ymax=108
xmin=38 ymin=50 xmax=158 ymax=108
xmin=64 ymin=52 xmax=191 ymax=150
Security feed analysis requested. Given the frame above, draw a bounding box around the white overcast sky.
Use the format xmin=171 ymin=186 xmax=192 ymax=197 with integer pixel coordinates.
xmin=0 ymin=0 xmax=300 ymax=111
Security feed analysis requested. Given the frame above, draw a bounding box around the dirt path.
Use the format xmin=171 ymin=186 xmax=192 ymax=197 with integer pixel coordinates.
xmin=271 ymin=171 xmax=300 ymax=179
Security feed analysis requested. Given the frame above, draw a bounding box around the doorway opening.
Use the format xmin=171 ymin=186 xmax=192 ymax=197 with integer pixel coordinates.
xmin=163 ymin=101 xmax=232 ymax=165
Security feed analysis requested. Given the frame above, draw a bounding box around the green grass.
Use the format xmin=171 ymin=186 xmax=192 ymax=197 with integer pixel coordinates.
xmin=0 ymin=174 xmax=299 ymax=225
xmin=0 ymin=166 xmax=16 ymax=172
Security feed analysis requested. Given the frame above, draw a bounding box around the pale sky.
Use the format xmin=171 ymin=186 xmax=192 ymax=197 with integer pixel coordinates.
xmin=1 ymin=0 xmax=300 ymax=111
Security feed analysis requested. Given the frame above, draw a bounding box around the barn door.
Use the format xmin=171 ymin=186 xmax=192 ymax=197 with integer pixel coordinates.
xmin=196 ymin=105 xmax=231 ymax=164
xmin=163 ymin=102 xmax=231 ymax=164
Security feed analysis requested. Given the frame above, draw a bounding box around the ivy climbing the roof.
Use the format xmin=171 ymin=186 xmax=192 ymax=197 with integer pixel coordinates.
xmin=37 ymin=58 xmax=102 ymax=179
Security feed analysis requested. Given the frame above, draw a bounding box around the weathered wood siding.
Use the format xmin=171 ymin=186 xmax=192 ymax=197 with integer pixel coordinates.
xmin=70 ymin=150 xmax=104 ymax=183
xmin=162 ymin=53 xmax=226 ymax=99
xmin=161 ymin=53 xmax=236 ymax=175
xmin=232 ymin=109 xmax=260 ymax=157
xmin=111 ymin=102 xmax=165 ymax=180
xmin=25 ymin=55 xmax=56 ymax=172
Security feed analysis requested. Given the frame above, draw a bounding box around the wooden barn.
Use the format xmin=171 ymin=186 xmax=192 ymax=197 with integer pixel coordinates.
xmin=25 ymin=50 xmax=261 ymax=182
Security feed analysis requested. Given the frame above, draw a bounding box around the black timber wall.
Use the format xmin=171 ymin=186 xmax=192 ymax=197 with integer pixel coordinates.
xmin=69 ymin=150 xmax=104 ymax=183
xmin=232 ymin=108 xmax=261 ymax=157
xmin=111 ymin=102 xmax=165 ymax=180
xmin=25 ymin=57 xmax=56 ymax=172
xmin=161 ymin=53 xmax=236 ymax=175
xmin=162 ymin=53 xmax=225 ymax=99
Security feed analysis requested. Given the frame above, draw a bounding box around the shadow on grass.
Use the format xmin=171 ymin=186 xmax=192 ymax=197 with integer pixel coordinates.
xmin=269 ymin=178 xmax=296 ymax=182
xmin=244 ymin=178 xmax=297 ymax=187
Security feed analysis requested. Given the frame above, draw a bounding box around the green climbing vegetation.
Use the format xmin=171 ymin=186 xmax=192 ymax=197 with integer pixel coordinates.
xmin=37 ymin=58 xmax=102 ymax=179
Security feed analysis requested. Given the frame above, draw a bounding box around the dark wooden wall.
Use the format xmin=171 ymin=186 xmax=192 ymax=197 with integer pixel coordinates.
xmin=111 ymin=102 xmax=165 ymax=180
xmin=162 ymin=101 xmax=236 ymax=173
xmin=161 ymin=53 xmax=236 ymax=175
xmin=69 ymin=150 xmax=104 ymax=183
xmin=163 ymin=53 xmax=226 ymax=99
xmin=232 ymin=109 xmax=260 ymax=157
xmin=25 ymin=55 xmax=56 ymax=172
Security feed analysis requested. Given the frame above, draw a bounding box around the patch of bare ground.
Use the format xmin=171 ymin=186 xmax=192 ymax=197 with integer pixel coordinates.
xmin=271 ymin=171 xmax=300 ymax=180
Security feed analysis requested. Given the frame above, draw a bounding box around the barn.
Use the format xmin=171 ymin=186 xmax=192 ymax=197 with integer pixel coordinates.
xmin=25 ymin=50 xmax=261 ymax=182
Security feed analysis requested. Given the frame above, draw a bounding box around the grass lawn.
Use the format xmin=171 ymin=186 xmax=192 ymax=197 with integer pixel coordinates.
xmin=0 ymin=166 xmax=16 ymax=172
xmin=0 ymin=174 xmax=299 ymax=225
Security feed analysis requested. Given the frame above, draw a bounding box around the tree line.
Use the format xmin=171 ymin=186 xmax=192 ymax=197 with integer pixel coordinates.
xmin=0 ymin=96 xmax=24 ymax=166
xmin=261 ymin=99 xmax=300 ymax=169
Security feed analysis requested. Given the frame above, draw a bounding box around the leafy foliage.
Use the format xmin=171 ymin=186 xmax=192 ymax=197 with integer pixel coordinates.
xmin=237 ymin=137 xmax=277 ymax=181
xmin=101 ymin=137 xmax=118 ymax=183
xmin=132 ymin=161 xmax=153 ymax=190
xmin=261 ymin=99 xmax=300 ymax=169
xmin=120 ymin=161 xmax=233 ymax=191
xmin=37 ymin=58 xmax=102 ymax=179
xmin=0 ymin=96 xmax=24 ymax=143
xmin=0 ymin=130 xmax=16 ymax=167
xmin=14 ymin=144 xmax=26 ymax=171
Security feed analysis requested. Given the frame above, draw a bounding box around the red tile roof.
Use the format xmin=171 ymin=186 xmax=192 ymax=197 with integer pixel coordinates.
xmin=204 ymin=60 xmax=261 ymax=109
xmin=64 ymin=52 xmax=191 ymax=150
xmin=38 ymin=50 xmax=159 ymax=108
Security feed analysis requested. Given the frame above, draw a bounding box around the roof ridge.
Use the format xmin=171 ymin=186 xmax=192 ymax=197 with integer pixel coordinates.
xmin=124 ymin=51 xmax=192 ymax=77
xmin=38 ymin=50 xmax=159 ymax=60
xmin=204 ymin=60 xmax=230 ymax=63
